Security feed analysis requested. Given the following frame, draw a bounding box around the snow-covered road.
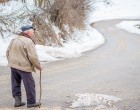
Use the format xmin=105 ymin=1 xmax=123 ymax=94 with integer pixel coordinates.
xmin=0 ymin=19 xmax=140 ymax=110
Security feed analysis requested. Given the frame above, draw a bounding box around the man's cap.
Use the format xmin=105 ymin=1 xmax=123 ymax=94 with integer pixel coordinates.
xmin=21 ymin=25 xmax=35 ymax=32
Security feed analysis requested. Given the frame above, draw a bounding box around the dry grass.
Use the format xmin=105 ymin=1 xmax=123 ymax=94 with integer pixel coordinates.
xmin=0 ymin=0 xmax=9 ymax=3
xmin=30 ymin=15 xmax=62 ymax=47
xmin=30 ymin=0 xmax=89 ymax=46
xmin=49 ymin=0 xmax=88 ymax=36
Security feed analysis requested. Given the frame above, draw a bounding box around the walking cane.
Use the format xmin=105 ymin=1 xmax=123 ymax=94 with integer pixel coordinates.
xmin=39 ymin=70 xmax=42 ymax=108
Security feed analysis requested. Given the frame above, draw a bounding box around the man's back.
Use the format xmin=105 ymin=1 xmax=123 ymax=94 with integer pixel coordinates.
xmin=6 ymin=36 xmax=40 ymax=72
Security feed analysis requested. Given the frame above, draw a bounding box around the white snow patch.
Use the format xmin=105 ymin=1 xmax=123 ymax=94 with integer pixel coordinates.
xmin=88 ymin=0 xmax=140 ymax=24
xmin=116 ymin=21 xmax=140 ymax=35
xmin=70 ymin=93 xmax=122 ymax=109
xmin=0 ymin=1 xmax=41 ymax=38
xmin=36 ymin=25 xmax=105 ymax=62
xmin=0 ymin=36 xmax=14 ymax=66
xmin=0 ymin=1 xmax=40 ymax=16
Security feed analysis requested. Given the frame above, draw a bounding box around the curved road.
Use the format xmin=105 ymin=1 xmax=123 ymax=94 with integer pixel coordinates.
xmin=0 ymin=19 xmax=140 ymax=109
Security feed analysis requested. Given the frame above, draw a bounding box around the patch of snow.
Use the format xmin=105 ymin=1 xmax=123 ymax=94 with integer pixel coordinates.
xmin=70 ymin=93 xmax=122 ymax=109
xmin=88 ymin=0 xmax=140 ymax=24
xmin=116 ymin=21 xmax=140 ymax=35
xmin=0 ymin=1 xmax=40 ymax=16
xmin=0 ymin=1 xmax=42 ymax=39
xmin=0 ymin=36 xmax=14 ymax=66
xmin=36 ymin=25 xmax=105 ymax=62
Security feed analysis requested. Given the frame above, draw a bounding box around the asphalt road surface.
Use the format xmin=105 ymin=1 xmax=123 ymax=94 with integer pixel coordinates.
xmin=0 ymin=19 xmax=140 ymax=110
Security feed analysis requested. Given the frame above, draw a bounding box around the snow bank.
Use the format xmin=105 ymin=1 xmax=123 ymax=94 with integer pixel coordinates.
xmin=0 ymin=39 xmax=9 ymax=66
xmin=88 ymin=0 xmax=140 ymax=23
xmin=36 ymin=25 xmax=105 ymax=62
xmin=116 ymin=21 xmax=140 ymax=35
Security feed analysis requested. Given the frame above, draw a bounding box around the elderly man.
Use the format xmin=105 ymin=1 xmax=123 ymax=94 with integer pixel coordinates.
xmin=6 ymin=25 xmax=42 ymax=108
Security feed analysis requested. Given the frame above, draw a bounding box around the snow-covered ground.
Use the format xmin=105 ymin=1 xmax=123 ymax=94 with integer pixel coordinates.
xmin=116 ymin=21 xmax=140 ymax=35
xmin=0 ymin=0 xmax=140 ymax=66
xmin=36 ymin=25 xmax=105 ymax=62
xmin=88 ymin=0 xmax=140 ymax=23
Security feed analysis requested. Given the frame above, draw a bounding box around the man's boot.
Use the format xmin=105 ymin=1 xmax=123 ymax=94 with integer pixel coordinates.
xmin=14 ymin=96 xmax=26 ymax=107
xmin=27 ymin=102 xmax=41 ymax=108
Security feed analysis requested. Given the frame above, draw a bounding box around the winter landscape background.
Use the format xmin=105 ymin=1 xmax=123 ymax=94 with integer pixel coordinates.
xmin=0 ymin=0 xmax=140 ymax=65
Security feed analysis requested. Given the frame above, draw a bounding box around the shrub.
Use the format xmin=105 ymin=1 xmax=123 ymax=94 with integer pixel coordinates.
xmin=49 ymin=0 xmax=88 ymax=36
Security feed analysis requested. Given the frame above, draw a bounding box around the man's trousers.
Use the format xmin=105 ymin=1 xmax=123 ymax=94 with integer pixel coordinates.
xmin=11 ymin=67 xmax=36 ymax=104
